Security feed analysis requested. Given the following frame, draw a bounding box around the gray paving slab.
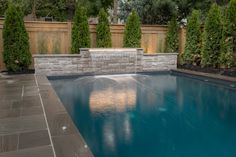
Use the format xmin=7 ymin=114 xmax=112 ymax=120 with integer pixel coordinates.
xmin=0 ymin=145 xmax=54 ymax=157
xmin=18 ymin=129 xmax=50 ymax=149
xmin=0 ymin=134 xmax=18 ymax=153
xmin=0 ymin=115 xmax=47 ymax=135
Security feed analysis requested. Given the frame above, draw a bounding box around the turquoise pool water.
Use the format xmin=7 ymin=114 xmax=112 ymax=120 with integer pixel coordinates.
xmin=50 ymin=73 xmax=236 ymax=157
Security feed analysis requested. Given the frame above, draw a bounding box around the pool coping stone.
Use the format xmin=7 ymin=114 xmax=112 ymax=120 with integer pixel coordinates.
xmin=35 ymin=74 xmax=94 ymax=157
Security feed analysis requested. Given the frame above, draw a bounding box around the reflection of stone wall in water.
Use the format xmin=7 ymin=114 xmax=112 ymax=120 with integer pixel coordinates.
xmin=89 ymin=88 xmax=136 ymax=112
xmin=88 ymin=75 xmax=137 ymax=112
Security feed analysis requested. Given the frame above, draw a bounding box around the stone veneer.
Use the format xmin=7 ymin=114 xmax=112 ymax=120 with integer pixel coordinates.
xmin=142 ymin=53 xmax=178 ymax=72
xmin=34 ymin=48 xmax=178 ymax=75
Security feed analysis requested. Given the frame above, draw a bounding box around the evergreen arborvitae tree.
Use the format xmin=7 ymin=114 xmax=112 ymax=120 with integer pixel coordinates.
xmin=96 ymin=8 xmax=112 ymax=48
xmin=3 ymin=3 xmax=31 ymax=72
xmin=201 ymin=3 xmax=222 ymax=68
xmin=71 ymin=6 xmax=90 ymax=53
xmin=183 ymin=10 xmax=202 ymax=65
xmin=219 ymin=0 xmax=236 ymax=68
xmin=123 ymin=10 xmax=141 ymax=48
xmin=71 ymin=6 xmax=81 ymax=53
xmin=165 ymin=16 xmax=179 ymax=53
xmin=228 ymin=0 xmax=236 ymax=55
xmin=78 ymin=7 xmax=90 ymax=49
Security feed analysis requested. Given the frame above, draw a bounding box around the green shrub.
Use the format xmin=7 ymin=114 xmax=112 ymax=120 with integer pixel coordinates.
xmin=219 ymin=0 xmax=236 ymax=68
xmin=165 ymin=16 xmax=179 ymax=53
xmin=123 ymin=10 xmax=141 ymax=48
xmin=183 ymin=10 xmax=202 ymax=65
xmin=227 ymin=0 xmax=236 ymax=54
xmin=96 ymin=8 xmax=112 ymax=48
xmin=3 ymin=3 xmax=31 ymax=72
xmin=71 ymin=6 xmax=90 ymax=53
xmin=201 ymin=3 xmax=222 ymax=68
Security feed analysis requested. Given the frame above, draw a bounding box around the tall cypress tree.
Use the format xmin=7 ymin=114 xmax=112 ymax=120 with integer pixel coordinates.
xmin=165 ymin=16 xmax=179 ymax=53
xmin=219 ymin=0 xmax=236 ymax=68
xmin=201 ymin=3 xmax=222 ymax=68
xmin=123 ymin=10 xmax=141 ymax=48
xmin=78 ymin=7 xmax=90 ymax=49
xmin=96 ymin=8 xmax=112 ymax=48
xmin=3 ymin=3 xmax=31 ymax=72
xmin=71 ymin=6 xmax=90 ymax=53
xmin=183 ymin=10 xmax=202 ymax=65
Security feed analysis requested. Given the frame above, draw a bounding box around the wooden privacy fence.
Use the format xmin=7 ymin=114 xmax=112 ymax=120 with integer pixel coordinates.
xmin=0 ymin=19 xmax=186 ymax=71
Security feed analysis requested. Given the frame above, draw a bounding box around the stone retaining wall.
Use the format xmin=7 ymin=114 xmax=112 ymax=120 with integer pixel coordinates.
xmin=142 ymin=53 xmax=178 ymax=71
xmin=34 ymin=48 xmax=177 ymax=75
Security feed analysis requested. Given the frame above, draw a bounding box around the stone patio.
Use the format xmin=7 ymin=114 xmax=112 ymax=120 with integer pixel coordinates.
xmin=0 ymin=73 xmax=93 ymax=157
xmin=0 ymin=74 xmax=54 ymax=157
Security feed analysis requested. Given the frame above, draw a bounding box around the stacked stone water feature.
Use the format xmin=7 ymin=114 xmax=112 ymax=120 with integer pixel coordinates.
xmin=34 ymin=48 xmax=145 ymax=75
xmin=80 ymin=48 xmax=143 ymax=74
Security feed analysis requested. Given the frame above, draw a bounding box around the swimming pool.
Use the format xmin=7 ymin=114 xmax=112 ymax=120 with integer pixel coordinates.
xmin=50 ymin=72 xmax=236 ymax=157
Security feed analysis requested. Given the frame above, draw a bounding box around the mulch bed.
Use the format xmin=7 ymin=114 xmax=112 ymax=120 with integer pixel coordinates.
xmin=178 ymin=64 xmax=236 ymax=78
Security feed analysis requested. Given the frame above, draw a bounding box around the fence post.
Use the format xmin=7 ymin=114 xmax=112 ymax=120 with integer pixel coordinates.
xmin=179 ymin=27 xmax=186 ymax=54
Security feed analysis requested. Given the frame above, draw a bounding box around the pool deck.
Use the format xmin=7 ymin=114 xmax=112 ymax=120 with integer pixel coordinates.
xmin=0 ymin=70 xmax=236 ymax=157
xmin=0 ymin=73 xmax=93 ymax=157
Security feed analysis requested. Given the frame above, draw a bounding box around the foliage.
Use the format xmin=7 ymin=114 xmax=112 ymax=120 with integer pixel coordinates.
xmin=119 ymin=0 xmax=177 ymax=25
xmin=0 ymin=0 xmax=77 ymax=21
xmin=96 ymin=9 xmax=112 ymax=48
xmin=76 ymin=0 xmax=113 ymax=17
xmin=0 ymin=0 xmax=32 ymax=16
xmin=0 ymin=0 xmax=8 ymax=16
xmin=3 ymin=3 xmax=31 ymax=71
xmin=219 ymin=0 xmax=236 ymax=68
xmin=0 ymin=0 xmax=229 ymax=22
xmin=77 ymin=7 xmax=90 ymax=49
xmin=31 ymin=0 xmax=114 ymax=21
xmin=119 ymin=0 xmax=230 ymax=25
xmin=123 ymin=10 xmax=141 ymax=48
xmin=224 ymin=0 xmax=236 ymax=53
xmin=35 ymin=0 xmax=67 ymax=21
xmin=71 ymin=6 xmax=90 ymax=53
xmin=165 ymin=16 xmax=179 ymax=53
xmin=183 ymin=10 xmax=202 ymax=65
xmin=201 ymin=3 xmax=222 ymax=68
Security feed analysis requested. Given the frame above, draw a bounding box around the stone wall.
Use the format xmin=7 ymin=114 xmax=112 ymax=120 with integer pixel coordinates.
xmin=34 ymin=54 xmax=83 ymax=75
xmin=142 ymin=53 xmax=178 ymax=72
xmin=80 ymin=48 xmax=143 ymax=74
xmin=34 ymin=48 xmax=177 ymax=76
